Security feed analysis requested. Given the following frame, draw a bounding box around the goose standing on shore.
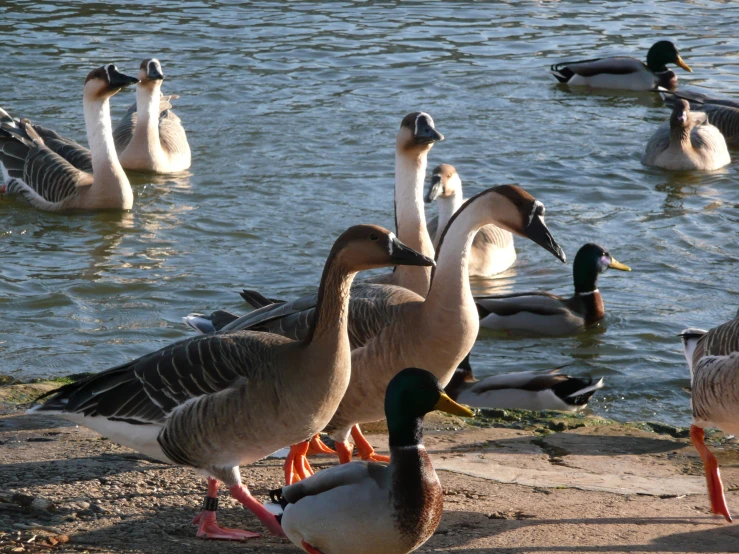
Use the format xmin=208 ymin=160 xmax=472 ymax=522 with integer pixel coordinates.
xmin=29 ymin=225 xmax=435 ymax=540
xmin=642 ymin=99 xmax=730 ymax=170
xmin=425 ymin=164 xmax=515 ymax=277
xmin=113 ymin=59 xmax=191 ymax=173
xmin=476 ymin=243 xmax=630 ymax=335
xmin=680 ymin=312 xmax=739 ymax=523
xmin=269 ymin=368 xmax=474 ymax=554
xmin=208 ymin=186 xmax=566 ymax=482
xmin=444 ymin=356 xmax=604 ymax=412
xmin=0 ymin=65 xmax=138 ymax=211
xmin=550 ymin=40 xmax=691 ymax=91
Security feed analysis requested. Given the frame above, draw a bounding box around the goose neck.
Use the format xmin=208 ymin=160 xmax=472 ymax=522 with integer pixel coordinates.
xmin=670 ymin=125 xmax=692 ymax=148
xmin=135 ymin=83 xmax=162 ymax=143
xmin=394 ymin=149 xmax=434 ymax=295
xmin=83 ymin=96 xmax=126 ymax=180
xmin=434 ymin=193 xmax=464 ymax=246
xmin=303 ymin=259 xmax=356 ymax=348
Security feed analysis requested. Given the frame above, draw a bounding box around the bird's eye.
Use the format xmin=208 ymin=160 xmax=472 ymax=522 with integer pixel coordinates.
xmin=369 ymin=233 xmax=379 ymax=241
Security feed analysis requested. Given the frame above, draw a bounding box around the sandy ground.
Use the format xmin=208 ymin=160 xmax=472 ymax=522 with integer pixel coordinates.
xmin=1 ymin=383 xmax=739 ymax=553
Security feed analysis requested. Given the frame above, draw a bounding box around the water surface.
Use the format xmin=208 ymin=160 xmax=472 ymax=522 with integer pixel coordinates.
xmin=1 ymin=0 xmax=738 ymax=427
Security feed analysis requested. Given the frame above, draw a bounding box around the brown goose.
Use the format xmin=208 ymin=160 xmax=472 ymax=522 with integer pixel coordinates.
xmin=29 ymin=225 xmax=434 ymax=541
xmin=425 ymin=163 xmax=516 ymax=277
xmin=662 ymin=90 xmax=739 ymax=148
xmin=268 ymin=368 xmax=473 ymax=554
xmin=0 ymin=65 xmax=138 ymax=211
xmin=680 ymin=311 xmax=739 ymax=523
xmin=114 ymin=59 xmax=191 ymax=173
xmin=642 ymin=99 xmax=730 ymax=170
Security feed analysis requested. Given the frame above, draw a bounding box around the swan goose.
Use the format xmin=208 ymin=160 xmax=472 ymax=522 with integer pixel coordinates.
xmin=550 ymin=40 xmax=691 ymax=91
xmin=642 ymin=99 xmax=730 ymax=170
xmin=268 ymin=368 xmax=474 ymax=554
xmin=425 ymin=163 xmax=515 ymax=277
xmin=29 ymin=224 xmax=435 ymax=541
xmin=476 ymin=243 xmax=630 ymax=335
xmin=662 ymin=90 xmax=739 ymax=148
xmin=680 ymin=311 xmax=739 ymax=523
xmin=203 ymin=185 xmax=566 ymax=482
xmin=445 ymin=355 xmax=604 ymax=412
xmin=113 ymin=59 xmax=191 ymax=173
xmin=0 ymin=65 xmax=138 ymax=211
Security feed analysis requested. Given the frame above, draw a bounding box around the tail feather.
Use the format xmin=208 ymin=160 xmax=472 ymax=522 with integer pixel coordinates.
xmin=240 ymin=289 xmax=285 ymax=309
xmin=550 ymin=63 xmax=574 ymax=83
xmin=0 ymin=107 xmax=16 ymax=127
xmin=554 ymin=376 xmax=604 ymax=407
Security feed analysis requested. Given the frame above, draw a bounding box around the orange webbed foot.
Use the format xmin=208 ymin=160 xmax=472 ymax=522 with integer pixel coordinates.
xmin=690 ymin=424 xmax=733 ymax=522
xmin=307 ymin=434 xmax=336 ymax=455
xmin=284 ymin=441 xmax=315 ymax=485
xmin=351 ymin=425 xmax=390 ymax=462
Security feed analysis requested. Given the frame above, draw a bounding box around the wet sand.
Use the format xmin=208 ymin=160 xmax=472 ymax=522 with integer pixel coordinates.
xmin=1 ymin=383 xmax=738 ymax=553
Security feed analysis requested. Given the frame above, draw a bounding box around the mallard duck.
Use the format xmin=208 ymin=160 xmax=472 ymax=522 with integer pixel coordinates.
xmin=445 ymin=355 xmax=603 ymax=412
xmin=28 ymin=225 xmax=434 ymax=540
xmin=476 ymin=243 xmax=629 ymax=335
xmin=680 ymin=311 xmax=739 ymax=523
xmin=113 ymin=59 xmax=191 ymax=173
xmin=642 ymin=99 xmax=730 ymax=170
xmin=267 ymin=367 xmax=474 ymax=554
xmin=193 ymin=185 xmax=565 ymax=483
xmin=662 ymin=90 xmax=739 ymax=148
xmin=425 ymin=164 xmax=516 ymax=276
xmin=550 ymin=40 xmax=691 ymax=91
xmin=0 ymin=65 xmax=138 ymax=211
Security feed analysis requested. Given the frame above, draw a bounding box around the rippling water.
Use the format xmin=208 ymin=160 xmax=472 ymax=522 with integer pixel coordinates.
xmin=1 ymin=1 xmax=738 ymax=427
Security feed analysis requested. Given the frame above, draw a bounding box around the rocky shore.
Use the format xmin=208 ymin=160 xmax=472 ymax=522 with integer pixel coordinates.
xmin=1 ymin=382 xmax=738 ymax=553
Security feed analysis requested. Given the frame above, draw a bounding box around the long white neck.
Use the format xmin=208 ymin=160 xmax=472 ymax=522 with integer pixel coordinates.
xmin=84 ymin=96 xmax=120 ymax=176
xmin=133 ymin=83 xmax=163 ymax=155
xmin=393 ymin=150 xmax=435 ymax=296
xmin=433 ymin=192 xmax=464 ymax=247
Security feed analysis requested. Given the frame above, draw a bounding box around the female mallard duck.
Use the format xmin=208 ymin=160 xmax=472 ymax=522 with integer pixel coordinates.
xmin=113 ymin=59 xmax=191 ymax=173
xmin=476 ymin=243 xmax=630 ymax=335
xmin=680 ymin=311 xmax=739 ymax=523
xmin=0 ymin=65 xmax=138 ymax=211
xmin=268 ymin=368 xmax=474 ymax=554
xmin=642 ymin=99 xmax=730 ymax=170
xmin=28 ymin=225 xmax=434 ymax=541
xmin=445 ymin=355 xmax=603 ymax=412
xmin=425 ymin=164 xmax=516 ymax=277
xmin=550 ymin=40 xmax=691 ymax=91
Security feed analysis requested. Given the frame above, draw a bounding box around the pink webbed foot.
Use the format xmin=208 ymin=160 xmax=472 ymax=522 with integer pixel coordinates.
xmin=691 ymin=424 xmax=733 ymax=522
xmin=302 ymin=539 xmax=325 ymax=554
xmin=195 ymin=510 xmax=261 ymax=540
xmin=229 ymin=483 xmax=286 ymax=537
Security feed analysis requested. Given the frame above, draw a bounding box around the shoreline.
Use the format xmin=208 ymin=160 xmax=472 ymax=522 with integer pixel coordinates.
xmin=1 ymin=382 xmax=738 ymax=553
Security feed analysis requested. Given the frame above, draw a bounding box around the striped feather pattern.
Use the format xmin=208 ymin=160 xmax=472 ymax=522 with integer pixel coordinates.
xmin=692 ymin=352 xmax=739 ymax=429
xmin=694 ymin=316 xmax=739 ymax=365
xmin=29 ymin=122 xmax=92 ymax=172
xmin=702 ymin=104 xmax=739 ymax=147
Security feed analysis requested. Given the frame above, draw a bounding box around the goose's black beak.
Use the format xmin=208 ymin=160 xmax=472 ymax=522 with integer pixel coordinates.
xmin=425 ymin=174 xmax=443 ymax=203
xmin=389 ymin=237 xmax=435 ymax=267
xmin=524 ymin=213 xmax=566 ymax=263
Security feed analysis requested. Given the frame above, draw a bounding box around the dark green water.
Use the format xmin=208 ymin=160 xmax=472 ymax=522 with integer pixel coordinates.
xmin=1 ymin=1 xmax=738 ymax=427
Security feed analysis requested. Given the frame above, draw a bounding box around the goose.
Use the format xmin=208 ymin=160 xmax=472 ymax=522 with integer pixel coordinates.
xmin=28 ymin=224 xmax=435 ymax=541
xmin=550 ymin=40 xmax=691 ymax=91
xmin=662 ymin=90 xmax=739 ymax=148
xmin=267 ymin=368 xmax=474 ymax=554
xmin=476 ymin=243 xmax=630 ymax=336
xmin=679 ymin=311 xmax=739 ymax=523
xmin=113 ymin=59 xmax=191 ymax=173
xmin=444 ymin=355 xmax=604 ymax=412
xmin=425 ymin=163 xmax=515 ymax=277
xmin=0 ymin=65 xmax=138 ymax=211
xmin=642 ymin=99 xmax=730 ymax=170
xmin=201 ymin=185 xmax=566 ymax=482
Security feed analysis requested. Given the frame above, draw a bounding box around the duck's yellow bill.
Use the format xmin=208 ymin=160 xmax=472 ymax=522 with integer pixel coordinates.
xmin=434 ymin=393 xmax=474 ymax=418
xmin=609 ymin=258 xmax=631 ymax=271
xmin=676 ymin=56 xmax=692 ymax=73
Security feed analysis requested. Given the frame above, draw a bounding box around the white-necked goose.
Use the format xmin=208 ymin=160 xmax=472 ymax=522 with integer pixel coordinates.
xmin=476 ymin=243 xmax=629 ymax=336
xmin=203 ymin=186 xmax=566 ymax=481
xmin=267 ymin=368 xmax=473 ymax=554
xmin=550 ymin=40 xmax=691 ymax=91
xmin=113 ymin=59 xmax=191 ymax=173
xmin=29 ymin=225 xmax=434 ymax=540
xmin=642 ymin=99 xmax=730 ymax=170
xmin=0 ymin=65 xmax=138 ymax=211
xmin=445 ymin=355 xmax=604 ymax=412
xmin=680 ymin=312 xmax=739 ymax=523
xmin=425 ymin=164 xmax=515 ymax=277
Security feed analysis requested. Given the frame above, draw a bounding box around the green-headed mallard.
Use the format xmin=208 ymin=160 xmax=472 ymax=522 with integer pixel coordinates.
xmin=550 ymin=41 xmax=691 ymax=91
xmin=268 ymin=367 xmax=474 ymax=554
xmin=476 ymin=243 xmax=630 ymax=335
